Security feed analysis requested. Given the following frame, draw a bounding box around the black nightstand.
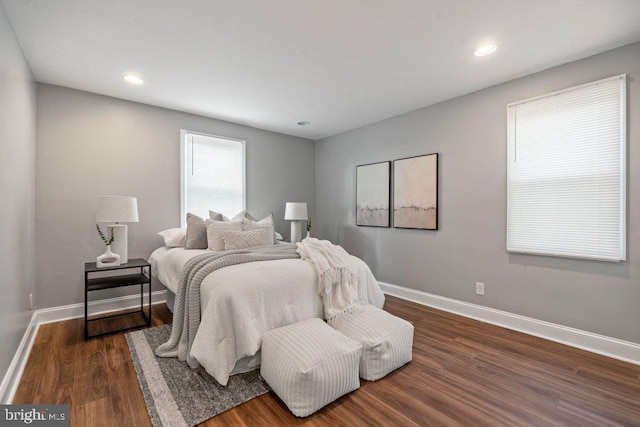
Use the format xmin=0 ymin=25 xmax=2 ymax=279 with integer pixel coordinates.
xmin=84 ymin=258 xmax=152 ymax=339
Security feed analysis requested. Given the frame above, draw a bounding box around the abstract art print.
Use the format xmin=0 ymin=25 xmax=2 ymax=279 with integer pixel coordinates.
xmin=393 ymin=153 xmax=438 ymax=230
xmin=356 ymin=161 xmax=390 ymax=227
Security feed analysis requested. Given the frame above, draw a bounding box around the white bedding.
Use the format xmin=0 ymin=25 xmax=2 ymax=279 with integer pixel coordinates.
xmin=149 ymin=246 xmax=208 ymax=294
xmin=149 ymin=246 xmax=385 ymax=385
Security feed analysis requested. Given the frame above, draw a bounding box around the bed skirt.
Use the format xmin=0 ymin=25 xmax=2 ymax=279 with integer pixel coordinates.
xmin=165 ymin=288 xmax=176 ymax=312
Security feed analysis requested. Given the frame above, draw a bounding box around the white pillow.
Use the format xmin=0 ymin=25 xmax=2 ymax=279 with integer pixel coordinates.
xmin=206 ymin=219 xmax=243 ymax=251
xmin=222 ymin=229 xmax=270 ymax=250
xmin=275 ymin=231 xmax=284 ymax=241
xmin=242 ymin=214 xmax=275 ymax=245
xmin=209 ymin=211 xmax=223 ymax=221
xmin=231 ymin=211 xmax=250 ymax=221
xmin=209 ymin=210 xmax=249 ymax=222
xmin=157 ymin=228 xmax=186 ymax=247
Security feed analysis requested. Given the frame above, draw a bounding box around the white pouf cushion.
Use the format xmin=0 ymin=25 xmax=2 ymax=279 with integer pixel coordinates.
xmin=260 ymin=318 xmax=362 ymax=417
xmin=335 ymin=304 xmax=413 ymax=381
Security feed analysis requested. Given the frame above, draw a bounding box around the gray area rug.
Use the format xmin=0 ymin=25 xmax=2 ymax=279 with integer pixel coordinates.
xmin=126 ymin=325 xmax=270 ymax=427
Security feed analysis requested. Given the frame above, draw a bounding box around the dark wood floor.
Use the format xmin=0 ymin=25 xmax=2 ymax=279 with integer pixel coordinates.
xmin=14 ymin=296 xmax=640 ymax=426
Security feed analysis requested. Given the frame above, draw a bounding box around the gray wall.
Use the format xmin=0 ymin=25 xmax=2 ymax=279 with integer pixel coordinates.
xmin=36 ymin=84 xmax=315 ymax=309
xmin=316 ymin=42 xmax=640 ymax=344
xmin=0 ymin=3 xmax=36 ymax=390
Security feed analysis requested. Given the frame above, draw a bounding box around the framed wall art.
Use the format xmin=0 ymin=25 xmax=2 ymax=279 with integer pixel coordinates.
xmin=356 ymin=161 xmax=391 ymax=227
xmin=393 ymin=153 xmax=438 ymax=230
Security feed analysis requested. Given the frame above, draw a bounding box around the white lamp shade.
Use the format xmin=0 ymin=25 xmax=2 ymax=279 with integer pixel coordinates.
xmin=284 ymin=202 xmax=308 ymax=220
xmin=96 ymin=196 xmax=139 ymax=223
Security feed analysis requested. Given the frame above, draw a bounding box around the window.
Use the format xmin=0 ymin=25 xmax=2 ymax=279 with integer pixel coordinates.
xmin=507 ymin=75 xmax=626 ymax=262
xmin=180 ymin=130 xmax=245 ymax=225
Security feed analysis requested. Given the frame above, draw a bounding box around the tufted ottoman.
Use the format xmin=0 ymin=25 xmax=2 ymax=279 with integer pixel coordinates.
xmin=260 ymin=318 xmax=362 ymax=417
xmin=334 ymin=304 xmax=413 ymax=381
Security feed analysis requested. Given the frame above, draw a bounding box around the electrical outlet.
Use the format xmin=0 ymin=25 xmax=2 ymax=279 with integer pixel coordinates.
xmin=29 ymin=293 xmax=34 ymax=310
xmin=475 ymin=282 xmax=485 ymax=296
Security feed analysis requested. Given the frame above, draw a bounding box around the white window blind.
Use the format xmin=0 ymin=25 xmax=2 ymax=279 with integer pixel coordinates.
xmin=180 ymin=131 xmax=245 ymax=225
xmin=507 ymin=75 xmax=626 ymax=262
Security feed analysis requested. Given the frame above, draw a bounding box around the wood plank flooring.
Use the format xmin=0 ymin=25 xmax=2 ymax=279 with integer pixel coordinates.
xmin=14 ymin=296 xmax=640 ymax=426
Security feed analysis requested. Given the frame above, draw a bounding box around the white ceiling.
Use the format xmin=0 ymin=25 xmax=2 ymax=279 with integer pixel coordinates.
xmin=4 ymin=1 xmax=640 ymax=140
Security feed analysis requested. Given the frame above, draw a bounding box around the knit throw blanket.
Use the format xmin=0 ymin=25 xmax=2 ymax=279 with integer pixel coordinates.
xmin=296 ymin=238 xmax=362 ymax=327
xmin=155 ymin=244 xmax=300 ymax=368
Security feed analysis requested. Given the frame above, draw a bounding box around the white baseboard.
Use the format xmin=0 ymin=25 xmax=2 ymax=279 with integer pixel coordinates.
xmin=0 ymin=290 xmax=167 ymax=404
xmin=379 ymin=281 xmax=640 ymax=366
xmin=0 ymin=312 xmax=39 ymax=404
xmin=38 ymin=290 xmax=167 ymax=325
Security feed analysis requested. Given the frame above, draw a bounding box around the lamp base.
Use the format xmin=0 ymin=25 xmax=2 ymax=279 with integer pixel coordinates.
xmin=108 ymin=224 xmax=129 ymax=264
xmin=290 ymin=221 xmax=303 ymax=243
xmin=97 ymin=245 xmax=120 ymax=268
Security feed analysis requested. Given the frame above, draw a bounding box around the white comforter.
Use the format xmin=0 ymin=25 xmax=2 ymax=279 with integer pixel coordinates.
xmin=149 ymin=246 xmax=209 ymax=294
xmin=149 ymin=247 xmax=385 ymax=385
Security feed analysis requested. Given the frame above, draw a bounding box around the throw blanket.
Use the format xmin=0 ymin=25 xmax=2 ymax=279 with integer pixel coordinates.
xmin=155 ymin=244 xmax=300 ymax=368
xmin=296 ymin=238 xmax=362 ymax=327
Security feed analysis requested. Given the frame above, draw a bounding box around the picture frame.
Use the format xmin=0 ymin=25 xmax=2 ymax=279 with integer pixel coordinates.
xmin=393 ymin=153 xmax=438 ymax=230
xmin=356 ymin=161 xmax=391 ymax=227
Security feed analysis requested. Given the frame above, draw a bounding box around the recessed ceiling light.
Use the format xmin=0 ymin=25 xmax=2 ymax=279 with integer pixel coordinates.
xmin=473 ymin=44 xmax=497 ymax=57
xmin=297 ymin=121 xmax=310 ymax=126
xmin=123 ymin=74 xmax=144 ymax=85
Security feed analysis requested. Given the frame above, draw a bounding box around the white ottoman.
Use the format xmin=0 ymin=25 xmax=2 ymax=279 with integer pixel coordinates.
xmin=335 ymin=304 xmax=413 ymax=381
xmin=260 ymin=318 xmax=362 ymax=417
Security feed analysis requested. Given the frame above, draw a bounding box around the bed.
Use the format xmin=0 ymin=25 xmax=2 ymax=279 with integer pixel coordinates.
xmin=149 ymin=245 xmax=385 ymax=385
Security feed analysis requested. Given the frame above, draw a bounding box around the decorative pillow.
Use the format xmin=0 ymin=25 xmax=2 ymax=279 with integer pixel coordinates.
xmin=232 ymin=210 xmax=250 ymax=221
xmin=206 ymin=219 xmax=243 ymax=251
xmin=222 ymin=229 xmax=270 ymax=250
xmin=157 ymin=228 xmax=186 ymax=247
xmin=209 ymin=210 xmax=248 ymax=222
xmin=247 ymin=212 xmax=276 ymax=223
xmin=209 ymin=211 xmax=223 ymax=221
xmin=185 ymin=213 xmax=208 ymax=249
xmin=242 ymin=214 xmax=275 ymax=245
xmin=275 ymin=231 xmax=284 ymax=241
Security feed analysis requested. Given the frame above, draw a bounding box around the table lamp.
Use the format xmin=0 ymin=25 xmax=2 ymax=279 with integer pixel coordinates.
xmin=96 ymin=196 xmax=139 ymax=264
xmin=284 ymin=202 xmax=308 ymax=243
